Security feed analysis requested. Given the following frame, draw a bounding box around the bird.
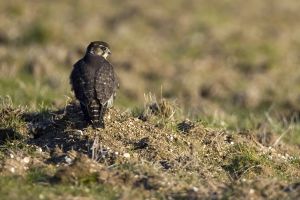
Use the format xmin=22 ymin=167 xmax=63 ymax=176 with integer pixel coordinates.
xmin=70 ymin=41 xmax=118 ymax=129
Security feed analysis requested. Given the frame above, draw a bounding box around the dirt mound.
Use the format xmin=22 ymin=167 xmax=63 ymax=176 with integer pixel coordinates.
xmin=0 ymin=102 xmax=300 ymax=199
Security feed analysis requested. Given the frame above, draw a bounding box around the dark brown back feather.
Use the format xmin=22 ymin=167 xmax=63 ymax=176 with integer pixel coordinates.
xmin=70 ymin=54 xmax=117 ymax=128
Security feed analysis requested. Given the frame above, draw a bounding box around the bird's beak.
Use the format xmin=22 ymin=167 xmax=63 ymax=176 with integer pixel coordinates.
xmin=108 ymin=50 xmax=111 ymax=55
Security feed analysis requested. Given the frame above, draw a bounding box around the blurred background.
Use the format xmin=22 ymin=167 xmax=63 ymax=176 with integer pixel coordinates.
xmin=1 ymin=0 xmax=300 ymax=131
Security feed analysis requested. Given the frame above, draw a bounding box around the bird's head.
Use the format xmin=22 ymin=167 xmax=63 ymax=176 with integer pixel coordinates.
xmin=86 ymin=41 xmax=111 ymax=59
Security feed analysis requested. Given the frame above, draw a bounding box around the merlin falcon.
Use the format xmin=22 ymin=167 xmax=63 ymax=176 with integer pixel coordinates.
xmin=70 ymin=41 xmax=118 ymax=128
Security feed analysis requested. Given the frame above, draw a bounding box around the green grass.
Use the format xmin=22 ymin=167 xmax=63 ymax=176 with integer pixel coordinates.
xmin=0 ymin=176 xmax=119 ymax=200
xmin=1 ymin=96 xmax=300 ymax=199
xmin=1 ymin=0 xmax=300 ymax=199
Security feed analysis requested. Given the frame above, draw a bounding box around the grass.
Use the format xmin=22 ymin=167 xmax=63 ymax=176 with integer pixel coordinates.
xmin=1 ymin=0 xmax=300 ymax=199
xmin=0 ymin=176 xmax=119 ymax=200
xmin=0 ymin=98 xmax=300 ymax=199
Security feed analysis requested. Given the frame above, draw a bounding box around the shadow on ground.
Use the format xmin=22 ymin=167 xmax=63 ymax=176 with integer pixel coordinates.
xmin=0 ymin=128 xmax=22 ymax=145
xmin=21 ymin=103 xmax=95 ymax=163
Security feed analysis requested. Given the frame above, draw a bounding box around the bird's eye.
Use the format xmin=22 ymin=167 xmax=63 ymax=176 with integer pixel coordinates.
xmin=100 ymin=46 xmax=106 ymax=51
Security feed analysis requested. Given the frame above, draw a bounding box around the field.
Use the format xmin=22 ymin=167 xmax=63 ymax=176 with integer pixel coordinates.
xmin=1 ymin=0 xmax=300 ymax=199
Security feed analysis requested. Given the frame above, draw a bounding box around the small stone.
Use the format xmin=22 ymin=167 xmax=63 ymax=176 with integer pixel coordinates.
xmin=285 ymin=153 xmax=290 ymax=158
xmin=10 ymin=154 xmax=14 ymax=159
xmin=65 ymin=156 xmax=73 ymax=164
xmin=123 ymin=153 xmax=130 ymax=158
xmin=22 ymin=157 xmax=30 ymax=164
xmin=10 ymin=167 xmax=15 ymax=173
xmin=269 ymin=156 xmax=273 ymax=159
xmin=76 ymin=130 xmax=83 ymax=135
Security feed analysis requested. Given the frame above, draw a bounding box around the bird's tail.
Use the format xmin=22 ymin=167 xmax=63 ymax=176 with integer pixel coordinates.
xmin=87 ymin=100 xmax=106 ymax=129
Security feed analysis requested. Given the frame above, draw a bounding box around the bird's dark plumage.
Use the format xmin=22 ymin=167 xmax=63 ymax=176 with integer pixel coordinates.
xmin=70 ymin=41 xmax=117 ymax=128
